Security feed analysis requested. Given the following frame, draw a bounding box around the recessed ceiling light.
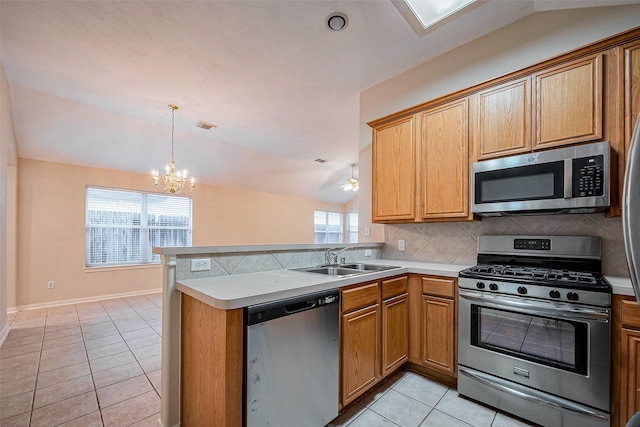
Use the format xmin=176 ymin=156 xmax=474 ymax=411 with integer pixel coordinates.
xmin=327 ymin=13 xmax=348 ymax=31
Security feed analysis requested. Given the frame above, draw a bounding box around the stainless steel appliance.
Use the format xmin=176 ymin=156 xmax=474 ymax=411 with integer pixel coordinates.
xmin=457 ymin=235 xmax=611 ymax=427
xmin=623 ymin=114 xmax=640 ymax=306
xmin=244 ymin=289 xmax=339 ymax=427
xmin=471 ymin=141 xmax=610 ymax=216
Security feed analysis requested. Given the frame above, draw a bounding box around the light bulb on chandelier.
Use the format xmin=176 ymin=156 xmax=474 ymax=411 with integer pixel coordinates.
xmin=151 ymin=104 xmax=195 ymax=194
xmin=343 ymin=163 xmax=359 ymax=192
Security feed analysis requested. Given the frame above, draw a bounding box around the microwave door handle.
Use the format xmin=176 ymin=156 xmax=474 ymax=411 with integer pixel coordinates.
xmin=564 ymin=158 xmax=573 ymax=199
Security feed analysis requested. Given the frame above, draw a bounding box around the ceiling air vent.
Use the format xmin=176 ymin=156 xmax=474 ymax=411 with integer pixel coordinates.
xmin=196 ymin=120 xmax=217 ymax=130
xmin=315 ymin=158 xmax=328 ymax=163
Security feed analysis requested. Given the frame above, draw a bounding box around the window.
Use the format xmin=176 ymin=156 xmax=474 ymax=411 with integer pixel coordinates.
xmin=347 ymin=212 xmax=358 ymax=243
xmin=314 ymin=211 xmax=343 ymax=244
xmin=86 ymin=187 xmax=192 ymax=267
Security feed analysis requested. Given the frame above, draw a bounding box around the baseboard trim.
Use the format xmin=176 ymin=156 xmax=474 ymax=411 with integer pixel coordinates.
xmin=8 ymin=288 xmax=162 ymax=313
xmin=0 ymin=323 xmax=10 ymax=347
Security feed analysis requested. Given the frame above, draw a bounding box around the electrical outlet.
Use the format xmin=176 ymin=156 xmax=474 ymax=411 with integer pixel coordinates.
xmin=364 ymin=226 xmax=371 ymax=237
xmin=190 ymin=258 xmax=211 ymax=272
xmin=398 ymin=240 xmax=406 ymax=251
xmin=364 ymin=249 xmax=372 ymax=257
xmin=47 ymin=281 xmax=55 ymax=289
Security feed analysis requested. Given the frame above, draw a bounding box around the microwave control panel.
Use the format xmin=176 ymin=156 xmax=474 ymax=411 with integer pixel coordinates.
xmin=573 ymin=155 xmax=604 ymax=197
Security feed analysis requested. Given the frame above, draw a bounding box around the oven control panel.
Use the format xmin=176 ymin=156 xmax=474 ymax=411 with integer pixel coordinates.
xmin=513 ymin=239 xmax=551 ymax=251
xmin=459 ymin=277 xmax=611 ymax=307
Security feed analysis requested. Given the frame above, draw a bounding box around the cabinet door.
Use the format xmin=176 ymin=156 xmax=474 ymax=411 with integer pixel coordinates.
xmin=341 ymin=304 xmax=380 ymax=405
xmin=624 ymin=41 xmax=640 ymax=158
xmin=476 ymin=77 xmax=531 ymax=159
xmin=381 ymin=293 xmax=408 ymax=377
xmin=532 ymin=54 xmax=603 ymax=149
xmin=420 ymin=98 xmax=470 ymax=220
xmin=422 ymin=295 xmax=455 ymax=375
xmin=372 ymin=116 xmax=416 ymax=222
xmin=621 ymin=328 xmax=640 ymax=424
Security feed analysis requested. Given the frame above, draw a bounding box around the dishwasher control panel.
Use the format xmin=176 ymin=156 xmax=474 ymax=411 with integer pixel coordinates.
xmin=246 ymin=289 xmax=340 ymax=326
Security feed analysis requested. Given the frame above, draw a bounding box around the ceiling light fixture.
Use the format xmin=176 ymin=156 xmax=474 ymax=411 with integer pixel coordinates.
xmin=327 ymin=13 xmax=348 ymax=31
xmin=151 ymin=104 xmax=195 ymax=194
xmin=342 ymin=163 xmax=359 ymax=192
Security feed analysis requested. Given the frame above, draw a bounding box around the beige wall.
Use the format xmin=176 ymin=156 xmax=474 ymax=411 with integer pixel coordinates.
xmin=15 ymin=158 xmax=345 ymax=308
xmin=1 ymin=62 xmax=18 ymax=334
xmin=357 ymin=5 xmax=640 ymax=244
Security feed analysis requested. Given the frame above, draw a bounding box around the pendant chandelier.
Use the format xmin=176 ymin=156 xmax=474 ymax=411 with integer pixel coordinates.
xmin=151 ymin=104 xmax=195 ymax=194
xmin=343 ymin=163 xmax=359 ymax=192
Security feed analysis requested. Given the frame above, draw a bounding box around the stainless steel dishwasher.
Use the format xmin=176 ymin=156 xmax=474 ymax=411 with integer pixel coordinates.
xmin=245 ymin=289 xmax=340 ymax=427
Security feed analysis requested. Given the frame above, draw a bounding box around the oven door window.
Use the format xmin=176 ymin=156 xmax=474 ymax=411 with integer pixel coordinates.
xmin=475 ymin=161 xmax=564 ymax=204
xmin=470 ymin=305 xmax=588 ymax=375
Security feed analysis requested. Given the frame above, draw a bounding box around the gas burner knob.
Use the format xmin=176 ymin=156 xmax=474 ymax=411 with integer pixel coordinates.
xmin=517 ymin=286 xmax=528 ymax=295
xmin=476 ymin=282 xmax=485 ymax=289
xmin=567 ymin=292 xmax=579 ymax=301
xmin=489 ymin=283 xmax=498 ymax=291
xmin=549 ymin=290 xmax=561 ymax=299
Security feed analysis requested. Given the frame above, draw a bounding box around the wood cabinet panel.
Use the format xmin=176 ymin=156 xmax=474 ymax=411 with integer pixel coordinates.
xmin=621 ymin=298 xmax=640 ymax=329
xmin=625 ymin=41 xmax=640 ymax=160
xmin=372 ymin=116 xmax=416 ymax=221
xmin=342 ymin=281 xmax=380 ymax=313
xmin=477 ymin=78 xmax=531 ymax=159
xmin=621 ymin=328 xmax=640 ymax=423
xmin=420 ymin=98 xmax=470 ymax=220
xmin=181 ymin=294 xmax=243 ymax=427
xmin=381 ymin=293 xmax=409 ymax=376
xmin=422 ymin=276 xmax=456 ymax=299
xmin=533 ymin=54 xmax=603 ymax=149
xmin=422 ymin=295 xmax=456 ymax=375
xmin=382 ymin=275 xmax=408 ymax=300
xmin=341 ymin=304 xmax=380 ymax=405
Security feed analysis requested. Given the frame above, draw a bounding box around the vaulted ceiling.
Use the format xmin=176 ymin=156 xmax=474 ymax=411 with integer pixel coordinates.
xmin=1 ymin=0 xmax=638 ymax=203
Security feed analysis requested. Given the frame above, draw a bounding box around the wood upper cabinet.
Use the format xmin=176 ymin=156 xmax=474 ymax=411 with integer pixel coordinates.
xmin=381 ymin=276 xmax=408 ymax=376
xmin=372 ymin=116 xmax=416 ymax=222
xmin=476 ymin=77 xmax=531 ymax=159
xmin=532 ymin=54 xmax=603 ymax=150
xmin=624 ymin=40 xmax=640 ymax=157
xmin=420 ymin=98 xmax=471 ymax=220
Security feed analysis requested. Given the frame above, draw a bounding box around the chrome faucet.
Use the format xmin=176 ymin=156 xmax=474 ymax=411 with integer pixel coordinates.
xmin=325 ymin=246 xmax=354 ymax=265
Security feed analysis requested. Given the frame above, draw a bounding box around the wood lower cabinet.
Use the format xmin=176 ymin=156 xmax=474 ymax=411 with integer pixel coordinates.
xmin=341 ymin=303 xmax=380 ymax=405
xmin=381 ymin=276 xmax=409 ymax=376
xmin=614 ymin=295 xmax=640 ymax=426
xmin=421 ymin=295 xmax=455 ymax=375
xmin=340 ymin=276 xmax=408 ymax=406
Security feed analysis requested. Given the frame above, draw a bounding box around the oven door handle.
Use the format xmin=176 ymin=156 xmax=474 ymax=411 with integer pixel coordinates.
xmin=458 ymin=290 xmax=610 ymax=322
xmin=459 ymin=367 xmax=608 ymax=420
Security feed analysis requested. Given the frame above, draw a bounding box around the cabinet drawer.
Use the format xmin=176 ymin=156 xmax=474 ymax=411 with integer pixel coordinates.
xmin=621 ymin=299 xmax=640 ymax=329
xmin=422 ymin=276 xmax=456 ymax=299
xmin=342 ymin=282 xmax=380 ymax=313
xmin=382 ymin=276 xmax=408 ymax=300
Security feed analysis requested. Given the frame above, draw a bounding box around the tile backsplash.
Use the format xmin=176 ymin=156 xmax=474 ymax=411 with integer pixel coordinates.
xmin=382 ymin=213 xmax=630 ymax=277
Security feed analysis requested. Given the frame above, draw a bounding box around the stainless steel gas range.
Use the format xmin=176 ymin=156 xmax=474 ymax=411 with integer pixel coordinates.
xmin=457 ymin=235 xmax=611 ymax=427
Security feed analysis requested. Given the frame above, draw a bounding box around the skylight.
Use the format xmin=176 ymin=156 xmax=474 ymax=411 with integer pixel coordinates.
xmin=392 ymin=0 xmax=481 ymax=36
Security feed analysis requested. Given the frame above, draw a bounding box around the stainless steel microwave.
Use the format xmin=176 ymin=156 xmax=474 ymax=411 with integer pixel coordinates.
xmin=471 ymin=141 xmax=610 ymax=216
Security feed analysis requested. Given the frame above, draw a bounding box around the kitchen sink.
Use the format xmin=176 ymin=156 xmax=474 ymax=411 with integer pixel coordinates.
xmin=291 ymin=263 xmax=401 ymax=277
xmin=339 ymin=263 xmax=400 ymax=272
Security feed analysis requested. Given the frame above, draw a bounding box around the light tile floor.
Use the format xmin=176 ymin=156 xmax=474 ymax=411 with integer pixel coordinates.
xmin=1 ymin=293 xmax=162 ymax=427
xmin=328 ymin=370 xmax=539 ymax=427
xmin=1 ymin=292 xmax=538 ymax=427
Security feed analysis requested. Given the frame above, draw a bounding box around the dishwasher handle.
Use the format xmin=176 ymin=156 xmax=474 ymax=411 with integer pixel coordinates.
xmin=246 ymin=289 xmax=339 ymax=326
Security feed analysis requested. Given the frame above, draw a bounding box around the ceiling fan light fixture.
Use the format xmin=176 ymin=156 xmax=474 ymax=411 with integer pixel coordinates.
xmin=343 ymin=163 xmax=359 ymax=192
xmin=151 ymin=104 xmax=195 ymax=195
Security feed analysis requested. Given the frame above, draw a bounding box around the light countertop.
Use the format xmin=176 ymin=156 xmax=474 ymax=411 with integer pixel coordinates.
xmin=176 ymin=260 xmax=467 ymax=310
xmin=176 ymin=260 xmax=637 ymax=310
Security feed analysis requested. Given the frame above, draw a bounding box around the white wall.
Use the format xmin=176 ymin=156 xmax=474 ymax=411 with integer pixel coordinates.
xmin=358 ymin=5 xmax=640 ymax=242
